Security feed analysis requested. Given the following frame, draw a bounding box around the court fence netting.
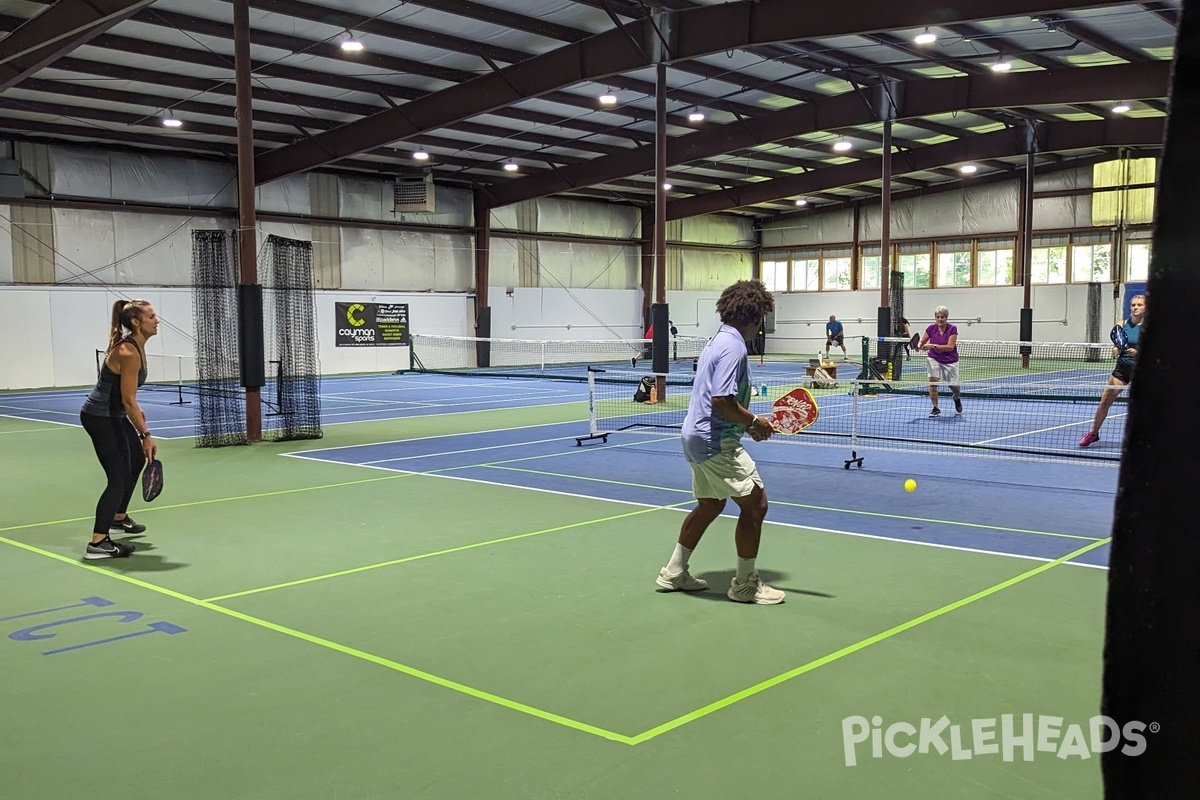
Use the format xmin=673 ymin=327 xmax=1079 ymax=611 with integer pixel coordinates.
xmin=581 ymin=357 xmax=1127 ymax=465
xmin=408 ymin=333 xmax=710 ymax=381
xmin=189 ymin=231 xmax=322 ymax=447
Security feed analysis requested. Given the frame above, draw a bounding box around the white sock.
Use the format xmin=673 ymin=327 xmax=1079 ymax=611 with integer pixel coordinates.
xmin=666 ymin=543 xmax=692 ymax=574
xmin=736 ymin=557 xmax=756 ymax=583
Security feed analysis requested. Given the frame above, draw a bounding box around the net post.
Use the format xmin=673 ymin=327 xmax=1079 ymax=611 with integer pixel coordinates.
xmin=843 ymin=379 xmax=864 ymax=469
xmin=575 ymin=367 xmax=610 ymax=445
xmin=171 ymin=354 xmax=185 ymax=406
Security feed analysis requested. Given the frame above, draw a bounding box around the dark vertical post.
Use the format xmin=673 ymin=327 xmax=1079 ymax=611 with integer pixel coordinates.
xmin=652 ymin=30 xmax=669 ymax=388
xmin=233 ymin=0 xmax=261 ymax=441
xmin=1019 ymin=126 xmax=1037 ymax=367
xmin=877 ymin=117 xmax=893 ymax=340
xmin=640 ymin=206 xmax=654 ymax=332
xmin=851 ymin=201 xmax=861 ymax=291
xmin=1103 ymin=2 xmax=1200 ymax=793
xmin=474 ymin=194 xmax=491 ymax=368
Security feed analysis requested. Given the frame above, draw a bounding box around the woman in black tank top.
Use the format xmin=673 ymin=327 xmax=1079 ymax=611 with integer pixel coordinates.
xmin=79 ymin=299 xmax=160 ymax=560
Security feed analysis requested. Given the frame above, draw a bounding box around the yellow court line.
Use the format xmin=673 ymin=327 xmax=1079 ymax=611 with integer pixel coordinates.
xmin=627 ymin=537 xmax=1111 ymax=744
xmin=205 ymin=501 xmax=694 ymax=602
xmin=0 ymin=534 xmax=635 ymax=745
xmin=0 ymin=473 xmax=416 ymax=533
xmin=0 ymin=535 xmax=1108 ymax=746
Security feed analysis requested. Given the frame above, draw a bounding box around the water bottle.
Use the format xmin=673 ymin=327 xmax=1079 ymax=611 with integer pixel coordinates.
xmin=760 ymin=382 xmax=768 ymax=398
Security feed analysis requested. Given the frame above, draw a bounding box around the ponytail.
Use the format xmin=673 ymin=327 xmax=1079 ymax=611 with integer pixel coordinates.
xmin=107 ymin=299 xmax=151 ymax=352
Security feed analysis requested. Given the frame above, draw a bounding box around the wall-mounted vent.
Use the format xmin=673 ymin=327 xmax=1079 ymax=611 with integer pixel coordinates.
xmin=393 ymin=171 xmax=435 ymax=213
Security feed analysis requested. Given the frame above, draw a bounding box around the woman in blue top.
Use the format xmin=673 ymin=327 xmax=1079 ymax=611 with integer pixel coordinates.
xmin=80 ymin=300 xmax=159 ymax=559
xmin=1079 ymin=294 xmax=1146 ymax=448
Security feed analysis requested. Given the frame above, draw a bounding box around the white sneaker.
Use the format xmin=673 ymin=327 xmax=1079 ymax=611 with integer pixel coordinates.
xmin=727 ymin=574 xmax=785 ymax=605
xmin=656 ymin=567 xmax=708 ymax=592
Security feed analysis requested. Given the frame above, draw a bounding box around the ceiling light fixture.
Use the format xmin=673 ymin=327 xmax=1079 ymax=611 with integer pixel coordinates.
xmin=1112 ymin=102 xmax=1131 ymax=114
xmin=795 ymin=198 xmax=808 ymax=207
xmin=340 ymin=33 xmax=364 ymax=53
xmin=599 ymin=90 xmax=617 ymax=106
xmin=959 ymin=164 xmax=978 ymax=174
xmin=913 ymin=28 xmax=937 ymax=45
xmin=688 ymin=109 xmax=705 ymax=122
xmin=503 ymin=160 xmax=519 ymax=172
xmin=832 ymin=139 xmax=853 ymax=152
xmin=413 ymin=149 xmax=430 ymax=161
xmin=161 ymin=115 xmax=182 ymax=128
xmin=662 ymin=182 xmax=672 ymax=191
xmin=991 ymin=57 xmax=1012 ymax=72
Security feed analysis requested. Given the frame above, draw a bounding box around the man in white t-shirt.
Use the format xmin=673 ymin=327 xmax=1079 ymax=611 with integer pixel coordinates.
xmin=655 ymin=280 xmax=785 ymax=605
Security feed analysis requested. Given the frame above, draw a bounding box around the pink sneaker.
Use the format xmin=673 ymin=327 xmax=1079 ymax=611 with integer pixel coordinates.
xmin=1078 ymin=431 xmax=1100 ymax=448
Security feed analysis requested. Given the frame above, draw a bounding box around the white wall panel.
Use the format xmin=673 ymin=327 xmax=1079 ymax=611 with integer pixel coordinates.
xmin=0 ymin=204 xmax=12 ymax=283
xmin=113 ymin=215 xmax=195 ymax=285
xmin=340 ymin=227 xmax=385 ymax=289
xmin=680 ymin=214 xmax=753 ymax=246
xmin=0 ymin=287 xmax=54 ymax=389
xmin=53 ymin=209 xmax=116 ymax=284
xmin=257 ymin=175 xmax=310 ymax=215
xmin=49 ymin=148 xmax=112 ymax=197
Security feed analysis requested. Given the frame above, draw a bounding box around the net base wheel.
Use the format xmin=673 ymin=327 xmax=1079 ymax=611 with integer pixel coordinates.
xmin=575 ymin=434 xmax=609 ymax=446
xmin=844 ymin=451 xmax=864 ymax=470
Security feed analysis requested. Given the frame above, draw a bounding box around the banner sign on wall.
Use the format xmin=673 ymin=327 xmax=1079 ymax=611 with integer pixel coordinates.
xmin=335 ymin=302 xmax=410 ymax=347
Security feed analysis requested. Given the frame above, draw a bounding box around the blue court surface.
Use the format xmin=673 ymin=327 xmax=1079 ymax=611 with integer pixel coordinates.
xmin=0 ymin=372 xmax=584 ymax=439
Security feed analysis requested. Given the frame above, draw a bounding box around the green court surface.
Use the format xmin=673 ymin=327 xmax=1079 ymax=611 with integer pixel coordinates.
xmin=1 ymin=405 xmax=1109 ymax=800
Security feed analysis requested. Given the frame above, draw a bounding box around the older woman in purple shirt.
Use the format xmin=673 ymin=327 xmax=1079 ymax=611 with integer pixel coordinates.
xmin=919 ymin=305 xmax=962 ymax=417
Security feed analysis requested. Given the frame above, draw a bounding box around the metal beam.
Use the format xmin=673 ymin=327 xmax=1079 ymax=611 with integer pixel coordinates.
xmin=254 ymin=0 xmax=1124 ymax=183
xmin=0 ymin=0 xmax=156 ymax=92
xmin=1042 ymin=14 xmax=1152 ymax=63
xmin=481 ymin=61 xmax=1169 ymax=208
xmin=667 ymin=117 xmax=1164 ymax=219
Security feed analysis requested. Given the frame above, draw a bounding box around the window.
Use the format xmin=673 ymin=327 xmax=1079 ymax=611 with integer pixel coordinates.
xmin=1072 ymin=243 xmax=1112 ymax=282
xmin=898 ymin=252 xmax=931 ymax=288
xmin=1127 ymin=241 xmax=1151 ymax=281
xmin=936 ymin=243 xmax=972 ymax=287
xmin=791 ymin=255 xmax=820 ymax=291
xmin=861 ymin=250 xmax=881 ymax=290
xmin=977 ymin=238 xmax=1014 ymax=286
xmin=822 ymin=251 xmax=852 ymax=290
xmin=1031 ymin=247 xmax=1067 ymax=284
xmin=977 ymin=249 xmax=1014 ymax=286
xmin=761 ymin=257 xmax=789 ymax=292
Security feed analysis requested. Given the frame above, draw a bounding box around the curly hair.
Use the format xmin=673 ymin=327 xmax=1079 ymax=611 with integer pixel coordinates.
xmin=715 ymin=279 xmax=775 ymax=327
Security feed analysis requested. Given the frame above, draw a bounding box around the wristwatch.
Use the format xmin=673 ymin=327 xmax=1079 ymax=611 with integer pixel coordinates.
xmin=747 ymin=416 xmax=759 ymax=430
xmin=138 ymin=430 xmax=153 ymax=440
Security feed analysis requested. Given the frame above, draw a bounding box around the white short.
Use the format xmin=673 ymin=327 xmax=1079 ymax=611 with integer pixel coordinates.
xmin=927 ymin=359 xmax=961 ymax=383
xmin=689 ymin=442 xmax=763 ymax=500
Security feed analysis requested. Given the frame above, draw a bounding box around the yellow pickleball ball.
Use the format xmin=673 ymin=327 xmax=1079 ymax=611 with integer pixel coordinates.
xmin=904 ymin=479 xmax=917 ymax=493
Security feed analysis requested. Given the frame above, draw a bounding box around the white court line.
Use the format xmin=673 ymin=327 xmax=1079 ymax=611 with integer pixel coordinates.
xmin=0 ymin=413 xmax=79 ymax=429
xmin=359 ymin=435 xmax=581 ymax=465
xmin=972 ymin=415 xmax=1123 ymax=446
xmin=285 ymin=446 xmax=1108 ymax=571
xmin=285 ymin=417 xmax=586 ymax=456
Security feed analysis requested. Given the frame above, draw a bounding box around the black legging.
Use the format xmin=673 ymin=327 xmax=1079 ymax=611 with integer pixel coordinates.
xmin=80 ymin=413 xmax=145 ymax=536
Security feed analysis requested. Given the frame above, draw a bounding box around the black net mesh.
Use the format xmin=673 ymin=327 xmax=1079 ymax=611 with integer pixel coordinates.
xmin=1086 ymin=282 xmax=1102 ymax=361
xmin=191 ymin=230 xmax=248 ymax=448
xmin=260 ymin=234 xmax=322 ymax=442
xmin=872 ymin=270 xmax=907 ymax=379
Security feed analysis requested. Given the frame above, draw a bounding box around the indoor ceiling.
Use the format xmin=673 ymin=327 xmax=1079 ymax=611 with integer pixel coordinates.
xmin=0 ymin=0 xmax=1181 ymax=219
